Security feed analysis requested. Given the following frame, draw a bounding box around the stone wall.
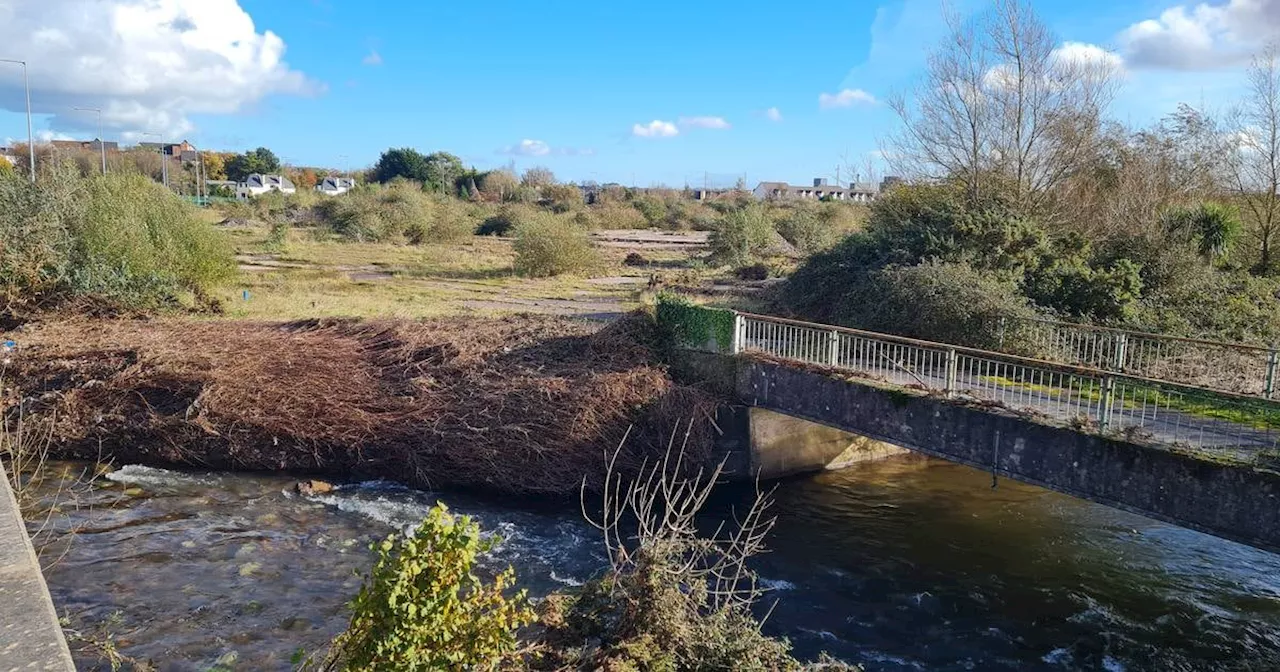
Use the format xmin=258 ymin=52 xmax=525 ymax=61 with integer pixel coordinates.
xmin=734 ymin=358 xmax=1280 ymax=554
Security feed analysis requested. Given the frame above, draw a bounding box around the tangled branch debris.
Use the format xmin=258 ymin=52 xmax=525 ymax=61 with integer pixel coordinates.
xmin=5 ymin=313 xmax=719 ymax=495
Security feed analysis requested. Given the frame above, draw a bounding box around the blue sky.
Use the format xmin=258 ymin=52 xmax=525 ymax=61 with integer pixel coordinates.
xmin=0 ymin=0 xmax=1275 ymax=185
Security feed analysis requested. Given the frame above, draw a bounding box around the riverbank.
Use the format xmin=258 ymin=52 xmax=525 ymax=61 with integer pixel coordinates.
xmin=3 ymin=312 xmax=718 ymax=495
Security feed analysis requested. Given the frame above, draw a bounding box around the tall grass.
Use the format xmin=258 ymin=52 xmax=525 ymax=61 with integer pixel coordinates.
xmin=0 ymin=165 xmax=235 ymax=313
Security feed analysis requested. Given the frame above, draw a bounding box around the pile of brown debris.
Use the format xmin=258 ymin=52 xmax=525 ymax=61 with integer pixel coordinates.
xmin=3 ymin=313 xmax=719 ymax=495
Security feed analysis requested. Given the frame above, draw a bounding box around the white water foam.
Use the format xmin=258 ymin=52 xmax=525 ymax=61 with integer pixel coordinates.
xmin=549 ymin=571 xmax=585 ymax=587
xmin=309 ymin=493 xmax=436 ymax=534
xmin=106 ymin=465 xmax=217 ymax=488
xmin=760 ymin=577 xmax=796 ymax=591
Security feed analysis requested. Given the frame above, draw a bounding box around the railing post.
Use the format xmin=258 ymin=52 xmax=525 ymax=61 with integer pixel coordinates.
xmin=945 ymin=348 xmax=958 ymax=397
xmin=1267 ymin=349 xmax=1278 ymax=399
xmin=1098 ymin=375 xmax=1115 ymax=430
xmin=1112 ymin=332 xmax=1129 ymax=373
xmin=827 ymin=329 xmax=840 ymax=367
xmin=731 ymin=313 xmax=745 ymax=355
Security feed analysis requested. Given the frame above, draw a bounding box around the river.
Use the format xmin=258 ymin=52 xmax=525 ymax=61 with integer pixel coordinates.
xmin=29 ymin=454 xmax=1280 ymax=671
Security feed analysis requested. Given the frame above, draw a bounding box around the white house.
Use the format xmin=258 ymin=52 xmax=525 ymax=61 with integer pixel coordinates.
xmin=316 ymin=176 xmax=356 ymax=196
xmin=753 ymin=178 xmax=881 ymax=203
xmin=237 ymin=174 xmax=296 ymax=199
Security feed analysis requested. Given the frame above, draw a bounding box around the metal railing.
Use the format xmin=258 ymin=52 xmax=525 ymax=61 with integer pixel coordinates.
xmin=732 ymin=311 xmax=1280 ymax=455
xmin=993 ymin=315 xmax=1278 ymax=399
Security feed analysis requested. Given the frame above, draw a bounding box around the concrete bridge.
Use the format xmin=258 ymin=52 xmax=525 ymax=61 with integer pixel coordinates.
xmin=663 ymin=308 xmax=1280 ymax=555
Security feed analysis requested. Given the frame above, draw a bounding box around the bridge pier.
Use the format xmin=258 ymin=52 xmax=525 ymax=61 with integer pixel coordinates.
xmin=715 ymin=406 xmax=908 ymax=480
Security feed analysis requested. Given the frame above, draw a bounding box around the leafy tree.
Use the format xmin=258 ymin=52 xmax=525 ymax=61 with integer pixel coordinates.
xmin=225 ymin=147 xmax=281 ymax=182
xmin=423 ymin=152 xmax=465 ymax=193
xmin=201 ymin=152 xmax=228 ymax=181
xmin=291 ymin=168 xmax=318 ymax=190
xmin=372 ymin=147 xmax=430 ymax=184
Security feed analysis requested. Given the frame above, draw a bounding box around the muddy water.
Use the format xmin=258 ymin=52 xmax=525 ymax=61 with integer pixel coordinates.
xmin=31 ymin=455 xmax=1280 ymax=671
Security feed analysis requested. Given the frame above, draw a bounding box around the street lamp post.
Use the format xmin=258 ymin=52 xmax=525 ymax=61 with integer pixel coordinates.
xmin=73 ymin=106 xmax=105 ymax=175
xmin=0 ymin=58 xmax=35 ymax=182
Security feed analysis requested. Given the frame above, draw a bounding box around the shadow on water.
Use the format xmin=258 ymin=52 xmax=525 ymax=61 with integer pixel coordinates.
xmin=31 ymin=454 xmax=1280 ymax=671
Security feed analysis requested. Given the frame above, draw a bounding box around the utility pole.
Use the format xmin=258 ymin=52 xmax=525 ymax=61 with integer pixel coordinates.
xmin=73 ymin=106 xmax=105 ymax=175
xmin=1 ymin=59 xmax=35 ymax=182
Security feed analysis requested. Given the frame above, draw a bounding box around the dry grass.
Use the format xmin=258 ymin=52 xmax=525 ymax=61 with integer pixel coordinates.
xmin=8 ymin=313 xmax=719 ymax=495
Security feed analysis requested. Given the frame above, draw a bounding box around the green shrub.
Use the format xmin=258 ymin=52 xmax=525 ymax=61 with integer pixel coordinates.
xmin=324 ymin=505 xmax=533 ymax=671
xmin=426 ymin=195 xmax=482 ymax=243
xmin=315 ymin=182 xmax=436 ymax=243
xmin=776 ymin=205 xmax=832 ymax=254
xmin=477 ymin=204 xmax=539 ymax=236
xmin=709 ymin=205 xmax=776 ymax=266
xmin=0 ymin=165 xmax=80 ymax=310
xmin=864 ymin=260 xmax=1037 ymax=348
xmin=512 ymin=215 xmax=600 ymax=277
xmin=0 ymin=167 xmax=235 ymax=312
xmin=70 ymin=172 xmax=235 ymax=307
xmin=590 ymin=203 xmax=648 ymax=230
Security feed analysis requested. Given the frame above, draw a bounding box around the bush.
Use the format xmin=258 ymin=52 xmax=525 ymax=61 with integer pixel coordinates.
xmin=323 ymin=505 xmax=533 ymax=671
xmin=591 ymin=203 xmax=648 ymax=230
xmin=0 ymin=167 xmax=234 ymax=313
xmin=709 ymin=205 xmax=777 ymax=266
xmin=477 ymin=203 xmax=539 ymax=236
xmin=863 ymin=261 xmax=1037 ymax=348
xmin=512 ymin=215 xmax=600 ymax=277
xmin=71 ymin=173 xmax=235 ymax=308
xmin=316 ymin=182 xmax=450 ymax=243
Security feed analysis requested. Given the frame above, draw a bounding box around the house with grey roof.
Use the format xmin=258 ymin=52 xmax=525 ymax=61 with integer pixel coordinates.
xmin=753 ymin=178 xmax=882 ymax=203
xmin=316 ymin=176 xmax=356 ymax=196
xmin=237 ymin=174 xmax=296 ymax=199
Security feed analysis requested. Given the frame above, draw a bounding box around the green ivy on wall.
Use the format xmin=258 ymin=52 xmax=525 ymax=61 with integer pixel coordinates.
xmin=655 ymin=293 xmax=736 ymax=352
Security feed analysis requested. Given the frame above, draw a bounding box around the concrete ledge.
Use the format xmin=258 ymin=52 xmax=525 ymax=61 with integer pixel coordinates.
xmin=735 ymin=358 xmax=1280 ymax=554
xmin=0 ymin=462 xmax=74 ymax=672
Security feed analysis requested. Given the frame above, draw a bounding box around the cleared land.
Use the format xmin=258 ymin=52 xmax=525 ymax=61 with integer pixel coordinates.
xmin=216 ymin=224 xmax=735 ymax=321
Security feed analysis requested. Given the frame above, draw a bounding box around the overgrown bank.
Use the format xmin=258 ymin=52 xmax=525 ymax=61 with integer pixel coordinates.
xmin=4 ymin=313 xmax=718 ymax=495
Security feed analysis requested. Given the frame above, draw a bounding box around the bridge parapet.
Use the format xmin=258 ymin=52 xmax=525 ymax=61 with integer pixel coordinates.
xmin=657 ymin=297 xmax=1280 ymax=461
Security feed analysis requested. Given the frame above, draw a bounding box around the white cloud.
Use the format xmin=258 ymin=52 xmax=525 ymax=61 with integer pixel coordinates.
xmin=1119 ymin=0 xmax=1280 ymax=70
xmin=632 ymin=119 xmax=679 ymax=138
xmin=0 ymin=0 xmax=319 ymax=138
xmin=764 ymin=107 xmax=783 ymax=122
xmin=818 ymin=88 xmax=878 ymax=109
xmin=501 ymin=139 xmax=551 ymax=157
xmin=362 ymin=50 xmax=383 ymax=66
xmin=497 ymin=139 xmax=594 ymax=157
xmin=1052 ymin=42 xmax=1125 ymax=73
xmin=678 ymin=116 xmax=730 ymax=130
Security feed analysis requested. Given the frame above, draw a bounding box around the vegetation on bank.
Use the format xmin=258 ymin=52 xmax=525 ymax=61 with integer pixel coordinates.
xmin=0 ymin=165 xmax=234 ymax=316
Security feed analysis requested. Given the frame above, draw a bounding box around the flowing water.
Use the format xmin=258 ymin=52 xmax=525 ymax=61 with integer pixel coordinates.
xmin=28 ymin=454 xmax=1280 ymax=671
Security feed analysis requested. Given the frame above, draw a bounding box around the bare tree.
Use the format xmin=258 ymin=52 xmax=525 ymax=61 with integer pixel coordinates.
xmin=1226 ymin=45 xmax=1280 ymax=275
xmin=886 ymin=0 xmax=1117 ymax=214
xmin=887 ymin=3 xmax=994 ymax=203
